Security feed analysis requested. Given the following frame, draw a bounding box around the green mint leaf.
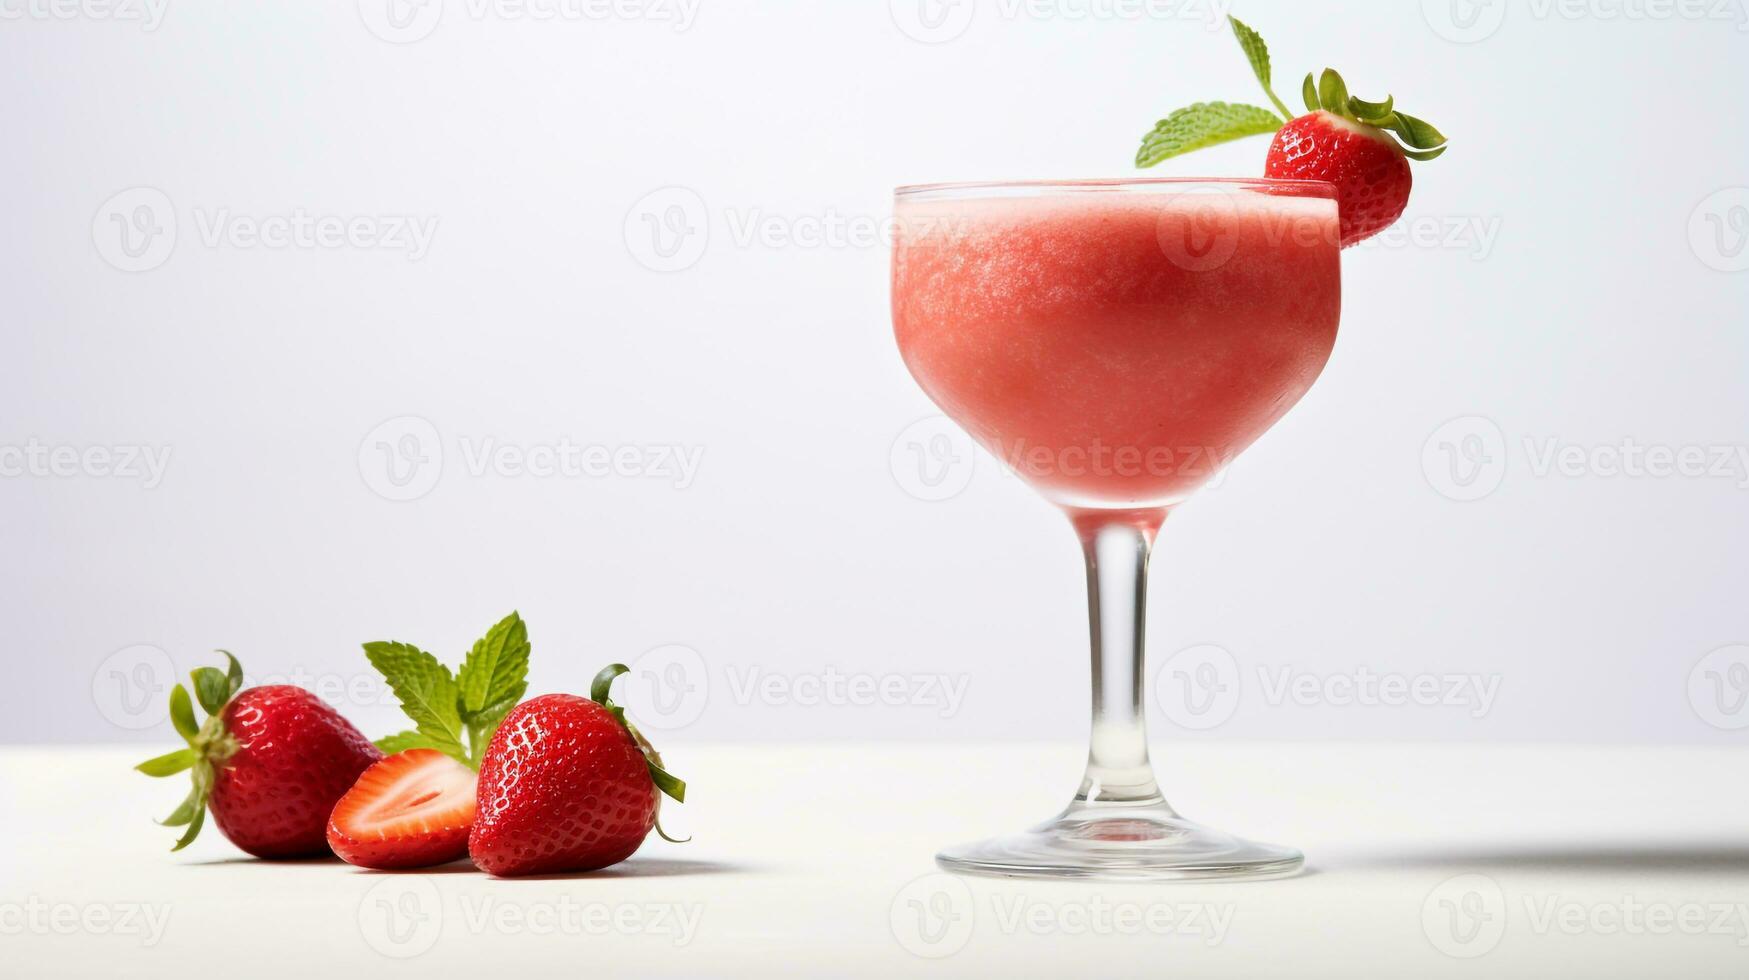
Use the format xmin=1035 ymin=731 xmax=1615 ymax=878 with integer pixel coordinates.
xmin=465 ymin=694 xmax=520 ymax=764
xmin=136 ymin=747 xmax=198 ymax=777
xmin=364 ymin=641 xmax=468 ymax=757
xmin=456 ymin=612 xmax=530 ymax=722
xmin=374 ymin=729 xmax=462 ymax=759
xmin=191 ymin=666 xmax=230 ymax=716
xmin=168 ymin=684 xmax=199 ymax=742
xmin=1317 ymin=69 xmax=1350 ymax=118
xmin=1228 ymin=16 xmax=1290 ymax=121
xmin=1135 ymin=102 xmax=1283 ymax=168
xmin=1302 ymin=72 xmax=1320 ymax=113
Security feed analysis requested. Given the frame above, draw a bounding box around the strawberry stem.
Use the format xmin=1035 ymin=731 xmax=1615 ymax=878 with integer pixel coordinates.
xmin=136 ymin=651 xmax=246 ymax=851
xmin=590 ymin=663 xmax=688 ymax=806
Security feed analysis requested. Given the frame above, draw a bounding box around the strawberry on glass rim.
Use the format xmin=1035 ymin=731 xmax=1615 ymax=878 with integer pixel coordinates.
xmin=1136 ymin=16 xmax=1447 ymax=247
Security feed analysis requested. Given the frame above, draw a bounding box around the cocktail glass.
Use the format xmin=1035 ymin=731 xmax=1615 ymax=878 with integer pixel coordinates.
xmin=891 ymin=178 xmax=1341 ymax=880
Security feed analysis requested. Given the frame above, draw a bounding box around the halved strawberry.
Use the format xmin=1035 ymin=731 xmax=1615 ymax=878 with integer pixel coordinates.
xmin=327 ymin=749 xmax=477 ymax=870
xmin=1135 ymin=17 xmax=1447 ymax=248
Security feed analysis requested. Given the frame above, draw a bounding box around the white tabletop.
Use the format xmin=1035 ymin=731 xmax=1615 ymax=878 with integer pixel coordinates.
xmin=4 ymin=742 xmax=1746 ymax=978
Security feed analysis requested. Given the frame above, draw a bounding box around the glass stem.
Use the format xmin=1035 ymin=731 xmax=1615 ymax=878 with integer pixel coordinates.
xmin=1072 ymin=512 xmax=1169 ymax=808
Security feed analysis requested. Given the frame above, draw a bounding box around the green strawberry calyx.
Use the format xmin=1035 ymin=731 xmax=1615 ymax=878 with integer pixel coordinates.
xmin=133 ymin=651 xmax=246 ymax=851
xmin=591 ymin=663 xmax=689 ymax=843
xmin=1135 ymin=16 xmax=1448 ymax=167
xmin=1297 ymin=67 xmax=1448 ymax=161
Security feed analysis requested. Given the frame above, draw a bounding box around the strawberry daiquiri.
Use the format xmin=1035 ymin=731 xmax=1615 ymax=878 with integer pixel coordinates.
xmin=889 ymin=16 xmax=1445 ymax=880
xmin=894 ymin=184 xmax=1340 ymax=511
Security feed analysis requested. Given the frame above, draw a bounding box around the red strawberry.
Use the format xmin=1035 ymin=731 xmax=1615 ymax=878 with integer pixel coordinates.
xmin=1136 ymin=17 xmax=1446 ymax=248
xmin=327 ymin=749 xmax=477 ymax=870
xmin=135 ymin=653 xmax=382 ymax=858
xmin=1264 ymin=110 xmax=1413 ymax=248
xmin=469 ymin=665 xmax=686 ymax=877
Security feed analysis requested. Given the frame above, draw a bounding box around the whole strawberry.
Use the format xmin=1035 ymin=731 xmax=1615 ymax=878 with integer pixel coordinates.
xmin=135 ymin=653 xmax=382 ymax=857
xmin=1137 ymin=17 xmax=1446 ymax=248
xmin=469 ymin=665 xmax=685 ymax=877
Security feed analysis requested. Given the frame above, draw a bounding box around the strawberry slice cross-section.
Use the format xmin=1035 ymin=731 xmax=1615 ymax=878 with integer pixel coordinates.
xmin=327 ymin=748 xmax=478 ymax=870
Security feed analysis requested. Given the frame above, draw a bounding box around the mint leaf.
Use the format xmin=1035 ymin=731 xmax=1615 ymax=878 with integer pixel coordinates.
xmin=457 ymin=612 xmax=530 ymax=721
xmin=1229 ymin=16 xmax=1289 ymax=121
xmin=1136 ymin=102 xmax=1283 ymax=168
xmin=374 ymin=730 xmax=454 ymax=755
xmin=364 ymin=641 xmax=468 ymax=761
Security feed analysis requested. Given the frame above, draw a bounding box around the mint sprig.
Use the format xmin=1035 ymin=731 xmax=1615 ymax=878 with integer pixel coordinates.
xmin=1229 ymin=16 xmax=1290 ymax=121
xmin=1135 ymin=102 xmax=1284 ymax=168
xmin=1136 ymin=15 xmax=1449 ymax=167
xmin=367 ymin=611 xmax=532 ymax=770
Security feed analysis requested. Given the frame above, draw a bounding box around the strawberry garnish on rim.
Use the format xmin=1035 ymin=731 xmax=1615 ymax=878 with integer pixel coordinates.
xmin=1135 ymin=16 xmax=1448 ymax=247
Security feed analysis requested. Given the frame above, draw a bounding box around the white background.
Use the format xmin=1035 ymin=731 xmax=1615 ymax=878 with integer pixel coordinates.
xmin=4 ymin=0 xmax=1747 ymax=747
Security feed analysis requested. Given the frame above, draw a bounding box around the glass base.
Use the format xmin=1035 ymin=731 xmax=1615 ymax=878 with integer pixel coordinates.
xmin=936 ymin=801 xmax=1303 ymax=881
